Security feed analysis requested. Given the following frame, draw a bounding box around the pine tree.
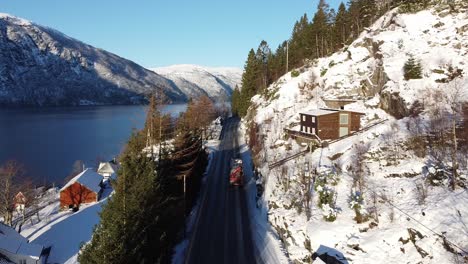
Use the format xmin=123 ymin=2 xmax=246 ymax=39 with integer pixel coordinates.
xmin=238 ymin=49 xmax=260 ymax=117
xmin=403 ymin=55 xmax=423 ymax=80
xmin=334 ymin=2 xmax=350 ymax=48
xmin=289 ymin=14 xmax=310 ymax=68
xmin=231 ymin=86 xmax=241 ymax=116
xmin=256 ymin=40 xmax=272 ymax=93
xmin=312 ymin=0 xmax=332 ymax=58
xmin=78 ymin=132 xmax=159 ymax=263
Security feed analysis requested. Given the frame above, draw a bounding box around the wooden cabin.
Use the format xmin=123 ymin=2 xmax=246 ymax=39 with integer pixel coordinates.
xmin=299 ymin=108 xmax=364 ymax=140
xmin=60 ymin=169 xmax=103 ymax=210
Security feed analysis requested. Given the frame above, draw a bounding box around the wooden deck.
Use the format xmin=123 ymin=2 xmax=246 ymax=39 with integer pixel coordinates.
xmin=284 ymin=128 xmax=322 ymax=141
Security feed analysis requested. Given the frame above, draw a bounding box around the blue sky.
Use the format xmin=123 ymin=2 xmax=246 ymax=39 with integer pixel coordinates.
xmin=1 ymin=0 xmax=342 ymax=68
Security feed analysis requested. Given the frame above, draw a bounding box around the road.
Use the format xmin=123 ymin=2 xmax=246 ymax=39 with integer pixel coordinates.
xmin=185 ymin=117 xmax=257 ymax=264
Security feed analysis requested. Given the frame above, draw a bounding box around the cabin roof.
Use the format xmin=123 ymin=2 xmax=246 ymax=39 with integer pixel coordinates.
xmin=300 ymin=109 xmax=339 ymax=116
xmin=97 ymin=162 xmax=117 ymax=174
xmin=0 ymin=223 xmax=43 ymax=258
xmin=300 ymin=108 xmax=365 ymax=116
xmin=60 ymin=168 xmax=103 ymax=193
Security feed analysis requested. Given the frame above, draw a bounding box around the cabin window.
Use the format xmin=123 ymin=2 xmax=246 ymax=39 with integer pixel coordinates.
xmin=312 ymin=116 xmax=316 ymax=123
xmin=339 ymin=113 xmax=349 ymax=124
xmin=302 ymin=115 xmax=306 ymax=122
xmin=312 ymin=128 xmax=316 ymax=134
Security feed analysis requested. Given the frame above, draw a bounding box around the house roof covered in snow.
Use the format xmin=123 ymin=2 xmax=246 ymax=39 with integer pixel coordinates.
xmin=97 ymin=162 xmax=117 ymax=174
xmin=300 ymin=108 xmax=365 ymax=116
xmin=60 ymin=168 xmax=103 ymax=193
xmin=300 ymin=109 xmax=339 ymax=116
xmin=0 ymin=223 xmax=43 ymax=259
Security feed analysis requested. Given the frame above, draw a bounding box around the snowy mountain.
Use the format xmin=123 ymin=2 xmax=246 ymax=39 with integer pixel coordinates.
xmin=0 ymin=13 xmax=186 ymax=106
xmin=243 ymin=3 xmax=468 ymax=264
xmin=151 ymin=64 xmax=242 ymax=101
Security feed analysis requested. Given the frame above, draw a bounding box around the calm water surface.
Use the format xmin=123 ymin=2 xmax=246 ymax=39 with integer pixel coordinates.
xmin=0 ymin=104 xmax=186 ymax=185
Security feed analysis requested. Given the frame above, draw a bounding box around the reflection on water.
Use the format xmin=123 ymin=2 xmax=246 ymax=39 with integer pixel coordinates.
xmin=0 ymin=104 xmax=186 ymax=185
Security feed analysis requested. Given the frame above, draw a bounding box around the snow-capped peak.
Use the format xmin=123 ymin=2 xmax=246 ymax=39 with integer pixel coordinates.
xmin=0 ymin=13 xmax=32 ymax=26
xmin=151 ymin=64 xmax=242 ymax=101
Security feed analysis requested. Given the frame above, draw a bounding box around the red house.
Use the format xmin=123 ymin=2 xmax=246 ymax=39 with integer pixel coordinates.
xmin=14 ymin=192 xmax=27 ymax=212
xmin=60 ymin=169 xmax=103 ymax=210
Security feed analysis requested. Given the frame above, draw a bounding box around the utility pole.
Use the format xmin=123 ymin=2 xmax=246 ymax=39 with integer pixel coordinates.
xmin=183 ymin=174 xmax=187 ymax=238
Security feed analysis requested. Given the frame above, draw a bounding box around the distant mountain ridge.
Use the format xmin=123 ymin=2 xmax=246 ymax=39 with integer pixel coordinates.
xmin=151 ymin=64 xmax=242 ymax=101
xmin=0 ymin=14 xmax=240 ymax=107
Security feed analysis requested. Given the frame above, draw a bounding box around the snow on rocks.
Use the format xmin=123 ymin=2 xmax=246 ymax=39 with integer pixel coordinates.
xmin=240 ymin=5 xmax=468 ymax=264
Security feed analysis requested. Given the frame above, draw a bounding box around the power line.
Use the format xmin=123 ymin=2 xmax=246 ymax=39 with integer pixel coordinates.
xmin=368 ymin=189 xmax=468 ymax=255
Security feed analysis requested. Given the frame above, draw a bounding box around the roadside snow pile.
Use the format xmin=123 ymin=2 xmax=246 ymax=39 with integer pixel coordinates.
xmin=242 ymin=4 xmax=468 ymax=264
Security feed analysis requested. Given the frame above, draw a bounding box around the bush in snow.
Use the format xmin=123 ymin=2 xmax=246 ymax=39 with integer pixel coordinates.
xmin=403 ymin=55 xmax=423 ymax=80
xmin=316 ymin=184 xmax=335 ymax=210
xmin=426 ymin=165 xmax=449 ymax=186
xmin=349 ymin=189 xmax=369 ymax=223
xmin=322 ymin=203 xmax=338 ymax=222
xmin=291 ymin=70 xmax=300 ymax=78
xmin=320 ymin=67 xmax=328 ymax=77
xmin=314 ymin=171 xmax=339 ymax=189
xmin=314 ymin=172 xmax=339 ymax=221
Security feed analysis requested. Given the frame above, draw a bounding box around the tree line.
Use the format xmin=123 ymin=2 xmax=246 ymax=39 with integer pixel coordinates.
xmin=79 ymin=95 xmax=218 ymax=263
xmin=232 ymin=0 xmax=432 ymax=117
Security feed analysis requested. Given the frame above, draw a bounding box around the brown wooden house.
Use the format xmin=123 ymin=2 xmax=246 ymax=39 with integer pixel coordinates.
xmin=299 ymin=108 xmax=364 ymax=140
xmin=60 ymin=168 xmax=103 ymax=210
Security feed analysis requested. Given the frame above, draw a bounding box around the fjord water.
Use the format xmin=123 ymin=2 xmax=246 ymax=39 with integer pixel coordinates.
xmin=0 ymin=104 xmax=186 ymax=186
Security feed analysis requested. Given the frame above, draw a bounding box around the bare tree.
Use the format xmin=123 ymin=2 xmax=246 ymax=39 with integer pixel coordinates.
xmin=445 ymin=78 xmax=466 ymax=190
xmin=0 ymin=161 xmax=25 ymax=226
xmin=351 ymin=142 xmax=370 ymax=193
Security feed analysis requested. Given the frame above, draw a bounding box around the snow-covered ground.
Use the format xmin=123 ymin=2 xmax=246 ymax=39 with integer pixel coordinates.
xmin=241 ymin=3 xmax=468 ymax=264
xmin=237 ymin=122 xmax=290 ymax=263
xmin=15 ymin=187 xmax=112 ymax=264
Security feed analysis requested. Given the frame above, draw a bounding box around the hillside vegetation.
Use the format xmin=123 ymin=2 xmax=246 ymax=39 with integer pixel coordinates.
xmin=237 ymin=0 xmax=468 ymax=263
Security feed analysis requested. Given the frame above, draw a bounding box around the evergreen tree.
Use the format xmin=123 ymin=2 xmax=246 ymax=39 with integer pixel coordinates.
xmin=333 ymin=2 xmax=350 ymax=48
xmin=289 ymin=14 xmax=311 ymax=68
xmin=79 ymin=96 xmax=211 ymax=263
xmin=78 ymin=132 xmax=160 ymax=263
xmin=312 ymin=0 xmax=332 ymax=58
xmin=403 ymin=55 xmax=423 ymax=80
xmin=231 ymin=86 xmax=241 ymax=116
xmin=238 ymin=49 xmax=260 ymax=117
xmin=256 ymin=40 xmax=272 ymax=93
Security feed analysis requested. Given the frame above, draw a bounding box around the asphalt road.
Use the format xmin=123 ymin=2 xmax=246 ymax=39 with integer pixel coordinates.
xmin=185 ymin=118 xmax=257 ymax=264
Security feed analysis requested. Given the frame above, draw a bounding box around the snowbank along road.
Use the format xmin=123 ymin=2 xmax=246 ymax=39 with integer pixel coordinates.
xmin=185 ymin=117 xmax=257 ymax=264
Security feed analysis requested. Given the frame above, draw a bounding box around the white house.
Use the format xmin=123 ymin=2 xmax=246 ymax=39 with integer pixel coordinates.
xmin=0 ymin=223 xmax=45 ymax=264
xmin=97 ymin=162 xmax=117 ymax=182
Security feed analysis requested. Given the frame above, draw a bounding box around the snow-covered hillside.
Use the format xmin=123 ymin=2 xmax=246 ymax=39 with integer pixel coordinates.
xmin=243 ymin=3 xmax=468 ymax=264
xmin=0 ymin=13 xmax=186 ymax=106
xmin=151 ymin=64 xmax=242 ymax=101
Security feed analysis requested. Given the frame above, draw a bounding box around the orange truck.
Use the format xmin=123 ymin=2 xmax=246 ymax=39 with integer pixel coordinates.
xmin=229 ymin=159 xmax=243 ymax=186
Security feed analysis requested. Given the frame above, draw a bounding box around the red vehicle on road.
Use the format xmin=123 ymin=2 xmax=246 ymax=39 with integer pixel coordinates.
xmin=229 ymin=159 xmax=243 ymax=186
